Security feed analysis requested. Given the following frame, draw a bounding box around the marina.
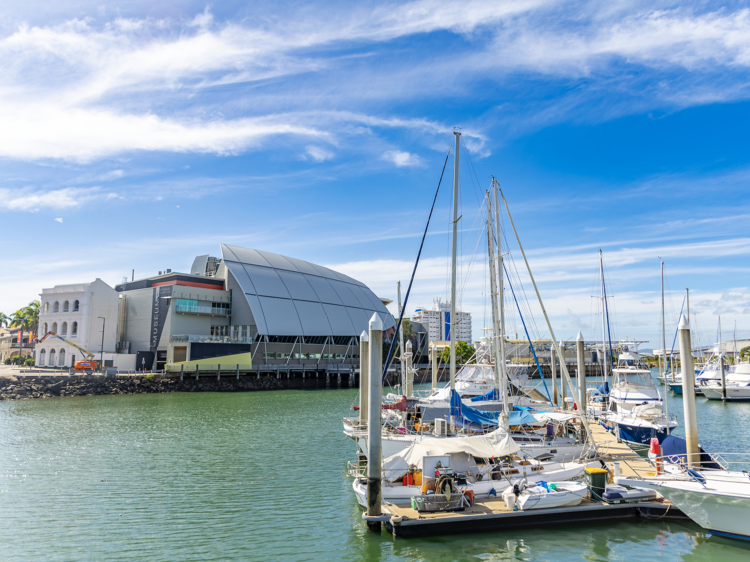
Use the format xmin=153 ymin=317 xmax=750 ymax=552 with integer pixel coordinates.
xmin=3 ymin=2 xmax=750 ymax=558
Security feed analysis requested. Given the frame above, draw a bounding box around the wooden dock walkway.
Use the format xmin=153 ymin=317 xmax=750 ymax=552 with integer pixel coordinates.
xmin=589 ymin=421 xmax=655 ymax=478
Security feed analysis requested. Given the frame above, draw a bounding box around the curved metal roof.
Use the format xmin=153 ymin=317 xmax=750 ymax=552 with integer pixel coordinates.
xmin=221 ymin=244 xmax=395 ymax=337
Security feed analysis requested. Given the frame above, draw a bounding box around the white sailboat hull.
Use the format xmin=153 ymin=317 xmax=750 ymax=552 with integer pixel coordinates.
xmin=623 ymin=474 xmax=750 ymax=540
xmin=352 ymin=462 xmax=592 ymax=508
xmin=701 ymin=385 xmax=750 ymax=401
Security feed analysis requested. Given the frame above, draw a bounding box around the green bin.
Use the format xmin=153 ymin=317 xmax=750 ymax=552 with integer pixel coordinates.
xmin=585 ymin=467 xmax=609 ymax=499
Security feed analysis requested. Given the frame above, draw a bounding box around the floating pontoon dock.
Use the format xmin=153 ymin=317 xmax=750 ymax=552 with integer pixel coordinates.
xmin=364 ymin=419 xmax=684 ymax=538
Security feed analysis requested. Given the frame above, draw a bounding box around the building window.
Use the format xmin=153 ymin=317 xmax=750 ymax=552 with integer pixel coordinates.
xmin=51 ymin=322 xmax=58 ymax=334
xmin=71 ymin=322 xmax=78 ymax=337
xmin=53 ymin=301 xmax=59 ymax=313
xmin=61 ymin=322 xmax=68 ymax=336
xmin=58 ymin=348 xmax=66 ymax=366
xmin=49 ymin=349 xmax=56 ymax=366
xmin=73 ymin=300 xmax=80 ymax=312
xmin=42 ymin=323 xmax=48 ymax=334
xmin=63 ymin=301 xmax=70 ymax=312
xmin=44 ymin=302 xmax=49 ymax=313
xmin=39 ymin=349 xmax=46 ymax=366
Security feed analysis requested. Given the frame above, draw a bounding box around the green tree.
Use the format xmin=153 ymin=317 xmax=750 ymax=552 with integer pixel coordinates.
xmin=740 ymin=346 xmax=750 ymax=361
xmin=439 ymin=340 xmax=475 ymax=365
xmin=9 ymin=301 xmax=39 ymax=360
xmin=0 ymin=312 xmax=10 ymax=328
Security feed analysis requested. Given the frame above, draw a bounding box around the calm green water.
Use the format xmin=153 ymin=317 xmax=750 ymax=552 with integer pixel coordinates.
xmin=1 ymin=382 xmax=749 ymax=561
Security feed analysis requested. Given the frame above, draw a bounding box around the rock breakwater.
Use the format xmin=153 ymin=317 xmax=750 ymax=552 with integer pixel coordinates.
xmin=0 ymin=373 xmax=338 ymax=401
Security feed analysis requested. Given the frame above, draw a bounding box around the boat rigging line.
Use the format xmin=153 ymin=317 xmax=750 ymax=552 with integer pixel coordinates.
xmin=381 ymin=139 xmax=453 ymax=382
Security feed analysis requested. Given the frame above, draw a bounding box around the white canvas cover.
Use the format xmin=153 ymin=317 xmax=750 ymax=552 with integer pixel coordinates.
xmin=381 ymin=428 xmax=520 ymax=480
xmin=531 ymin=412 xmax=580 ymax=424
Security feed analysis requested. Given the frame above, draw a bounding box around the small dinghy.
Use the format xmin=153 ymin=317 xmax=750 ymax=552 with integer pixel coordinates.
xmin=502 ymin=480 xmax=587 ymax=511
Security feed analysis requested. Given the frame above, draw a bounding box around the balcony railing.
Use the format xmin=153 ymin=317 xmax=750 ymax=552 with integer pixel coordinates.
xmin=170 ymin=334 xmax=255 ymax=344
xmin=175 ymin=304 xmax=231 ymax=315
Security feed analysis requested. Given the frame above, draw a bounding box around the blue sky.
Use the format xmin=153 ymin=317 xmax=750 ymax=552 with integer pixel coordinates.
xmin=2 ymin=1 xmax=750 ymax=349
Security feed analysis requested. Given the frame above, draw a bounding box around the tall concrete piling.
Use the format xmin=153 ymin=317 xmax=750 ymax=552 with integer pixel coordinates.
xmin=366 ymin=313 xmax=384 ymax=531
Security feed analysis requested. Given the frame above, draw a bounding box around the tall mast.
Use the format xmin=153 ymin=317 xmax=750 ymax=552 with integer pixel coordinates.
xmin=397 ymin=281 xmax=405 ymax=394
xmin=661 ymin=261 xmax=666 ymax=382
xmin=486 ymin=193 xmax=507 ymax=428
xmin=493 ymin=178 xmax=510 ymax=417
xmin=449 ymin=131 xmax=461 ymax=430
xmin=499 ymin=188 xmax=594 ymax=444
xmin=599 ymin=250 xmax=608 ymax=386
xmin=734 ymin=320 xmax=738 ymax=365
xmin=661 ymin=261 xmax=670 ymax=434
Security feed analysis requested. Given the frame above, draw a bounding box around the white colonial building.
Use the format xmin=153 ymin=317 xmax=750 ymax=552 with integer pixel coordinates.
xmin=36 ymin=279 xmax=120 ymax=368
xmin=412 ymin=299 xmax=472 ymax=345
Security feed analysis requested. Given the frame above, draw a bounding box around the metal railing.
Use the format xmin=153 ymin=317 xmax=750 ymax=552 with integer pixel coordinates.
xmin=175 ymin=304 xmax=231 ymax=315
xmin=170 ymin=334 xmax=255 ymax=343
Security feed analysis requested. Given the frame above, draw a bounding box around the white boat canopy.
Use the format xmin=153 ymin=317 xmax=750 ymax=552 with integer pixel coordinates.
xmin=381 ymin=428 xmax=519 ymax=479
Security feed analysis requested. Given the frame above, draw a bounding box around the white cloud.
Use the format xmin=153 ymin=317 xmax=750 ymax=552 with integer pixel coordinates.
xmin=54 ymin=217 xmax=62 ymax=223
xmin=383 ymin=150 xmax=422 ymax=167
xmin=305 ymin=146 xmax=335 ymax=162
xmin=0 ymin=187 xmax=112 ymax=211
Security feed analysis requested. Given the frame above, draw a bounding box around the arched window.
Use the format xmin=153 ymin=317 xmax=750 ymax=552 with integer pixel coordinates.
xmin=53 ymin=301 xmax=60 ymax=313
xmin=63 ymin=301 xmax=70 ymax=312
xmin=49 ymin=349 xmax=56 ymax=366
xmin=42 ymin=323 xmax=48 ymax=334
xmin=44 ymin=302 xmax=49 ymax=313
xmin=51 ymin=322 xmax=58 ymax=333
xmin=71 ymin=322 xmax=78 ymax=337
xmin=73 ymin=300 xmax=80 ymax=312
xmin=61 ymin=322 xmax=68 ymax=336
xmin=39 ymin=349 xmax=46 ymax=366
xmin=58 ymin=348 xmax=66 ymax=366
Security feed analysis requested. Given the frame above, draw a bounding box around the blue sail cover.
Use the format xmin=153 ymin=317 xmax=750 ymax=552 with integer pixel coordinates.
xmin=470 ymin=388 xmax=500 ymax=402
xmin=450 ymin=390 xmax=537 ymax=426
xmin=660 ymin=435 xmax=722 ymax=470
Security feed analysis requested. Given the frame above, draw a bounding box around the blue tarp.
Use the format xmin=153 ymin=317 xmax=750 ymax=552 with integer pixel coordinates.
xmin=596 ymin=381 xmax=610 ymax=395
xmin=660 ymin=435 xmax=722 ymax=470
xmin=450 ymin=390 xmax=538 ymax=426
xmin=470 ymin=388 xmax=500 ymax=402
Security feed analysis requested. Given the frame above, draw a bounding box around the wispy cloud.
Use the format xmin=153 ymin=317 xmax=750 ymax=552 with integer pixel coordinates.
xmin=383 ymin=150 xmax=422 ymax=167
xmin=0 ymin=187 xmax=117 ymax=211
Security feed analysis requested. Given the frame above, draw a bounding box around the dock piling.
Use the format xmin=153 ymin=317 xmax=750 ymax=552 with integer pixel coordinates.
xmin=678 ymin=313 xmax=699 ymax=467
xmin=366 ymin=313 xmax=383 ymax=531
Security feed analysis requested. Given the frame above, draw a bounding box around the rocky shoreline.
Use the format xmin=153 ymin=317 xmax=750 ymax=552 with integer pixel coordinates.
xmin=0 ymin=374 xmax=342 ymax=401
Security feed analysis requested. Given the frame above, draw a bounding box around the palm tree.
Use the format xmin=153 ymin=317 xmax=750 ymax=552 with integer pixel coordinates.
xmin=10 ymin=307 xmax=34 ymax=361
xmin=0 ymin=313 xmax=10 ymax=328
xmin=23 ymin=301 xmax=40 ymax=337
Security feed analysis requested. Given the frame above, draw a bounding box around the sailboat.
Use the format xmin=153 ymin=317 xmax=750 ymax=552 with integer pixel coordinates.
xmin=347 ymin=134 xmax=596 ymax=497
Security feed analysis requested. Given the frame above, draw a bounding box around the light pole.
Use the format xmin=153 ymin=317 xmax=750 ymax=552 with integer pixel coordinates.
xmin=98 ymin=317 xmax=105 ymax=372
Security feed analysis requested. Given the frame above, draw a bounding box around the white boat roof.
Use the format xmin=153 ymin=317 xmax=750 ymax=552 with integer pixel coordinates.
xmin=619 ymin=351 xmax=640 ymax=361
